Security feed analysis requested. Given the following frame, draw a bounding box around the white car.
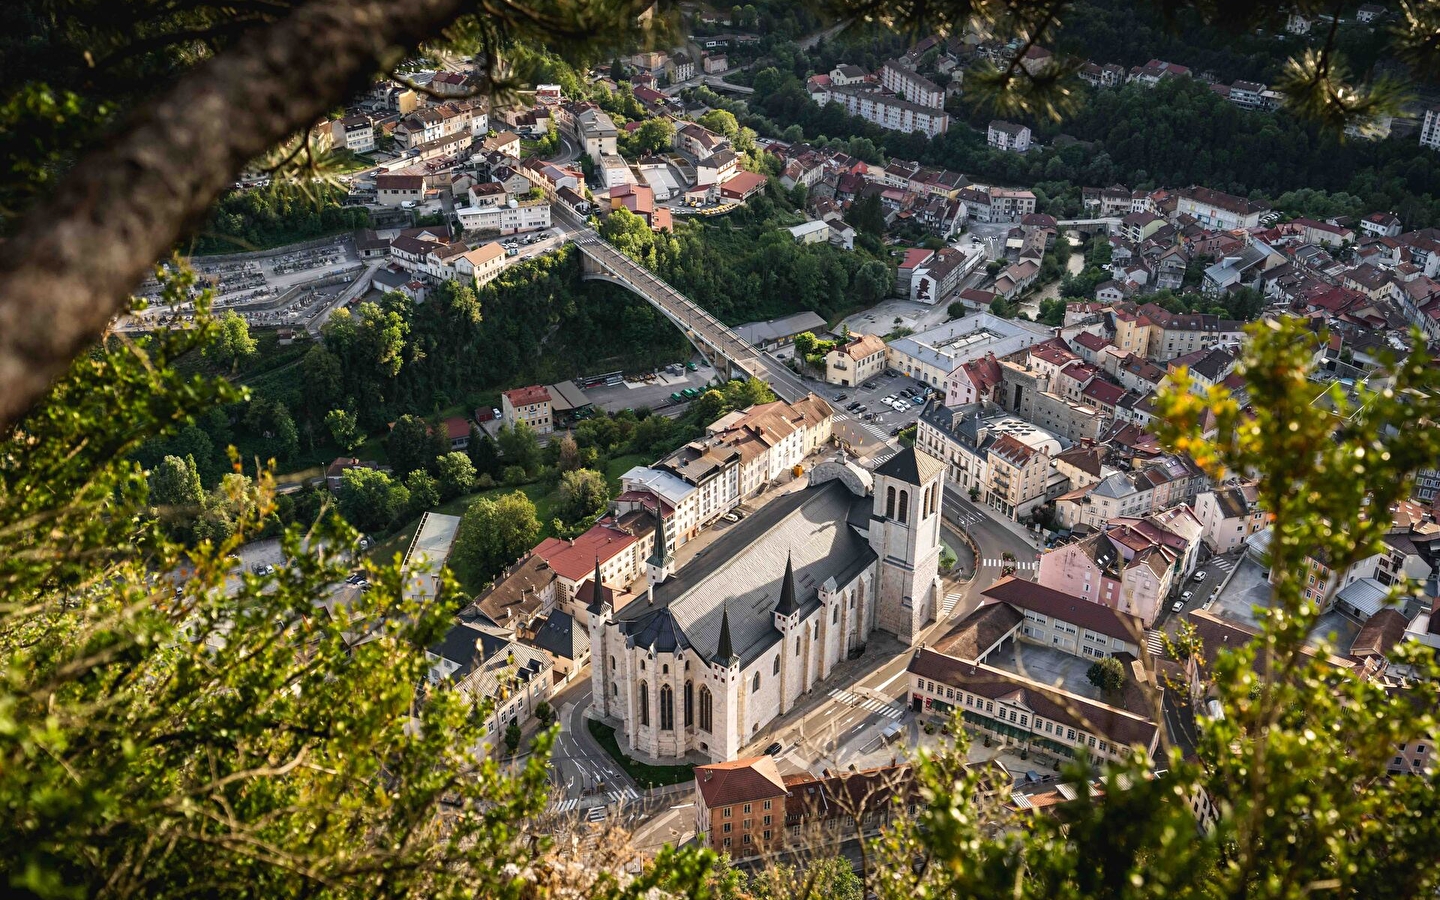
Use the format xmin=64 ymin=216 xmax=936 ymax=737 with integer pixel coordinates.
xmin=1193 ymin=570 xmax=1208 ymax=582
xmin=1172 ymin=600 xmax=1185 ymax=613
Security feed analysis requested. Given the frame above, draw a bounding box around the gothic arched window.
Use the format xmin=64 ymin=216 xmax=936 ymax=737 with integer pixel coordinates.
xmin=699 ymin=686 xmax=713 ymax=732
xmin=684 ymin=681 xmax=694 ymax=728
xmin=885 ymin=486 xmax=896 ymax=518
xmin=659 ymin=684 xmax=674 ymax=731
xmin=898 ymin=490 xmax=910 ymax=524
xmin=639 ymin=682 xmax=650 ymax=727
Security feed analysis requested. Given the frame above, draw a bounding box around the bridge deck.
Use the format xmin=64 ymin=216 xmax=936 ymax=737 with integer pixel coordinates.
xmin=567 ymin=226 xmax=809 ymax=403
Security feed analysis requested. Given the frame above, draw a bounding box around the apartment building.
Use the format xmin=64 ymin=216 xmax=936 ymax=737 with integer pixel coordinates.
xmin=813 ymin=83 xmax=950 ymax=138
xmin=455 ymin=196 xmax=552 ymax=234
xmin=618 ymin=394 xmax=834 ymax=546
xmin=1175 ymin=186 xmax=1269 ymax=230
xmin=576 ymin=107 xmax=619 ymax=162
xmin=694 ymin=756 xmax=788 ymax=858
xmin=331 ymin=115 xmax=375 ymax=153
xmin=880 ymin=60 xmax=945 ymax=109
xmin=987 ymin=120 xmax=1032 ymax=152
xmin=824 ymin=333 xmax=888 ymax=386
xmin=501 ymin=384 xmax=554 ymax=435
xmin=1422 ymin=106 xmax=1440 ymax=151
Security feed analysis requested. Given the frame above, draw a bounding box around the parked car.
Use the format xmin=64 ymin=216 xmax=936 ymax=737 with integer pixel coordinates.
xmin=855 ymin=404 xmax=867 ymax=413
xmin=1172 ymin=600 xmax=1185 ymax=613
xmin=763 ymin=742 xmax=783 ymax=756
xmin=1181 ymin=590 xmax=1193 ymax=603
xmin=846 ymin=402 xmax=861 ymax=411
xmin=835 ymin=393 xmax=849 ymax=402
xmin=1194 ymin=570 xmax=1208 ymax=582
xmin=911 ymin=396 xmax=926 ymax=406
xmin=890 ymin=426 xmax=903 ymax=436
xmin=862 ymin=381 xmax=878 ymax=390
xmin=721 ymin=513 xmax=739 ymax=523
xmin=670 ymin=391 xmax=683 ymax=402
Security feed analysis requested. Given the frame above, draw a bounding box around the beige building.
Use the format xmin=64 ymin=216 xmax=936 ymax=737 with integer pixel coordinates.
xmin=824 ymin=333 xmax=887 ymax=386
xmin=501 ymin=384 xmax=553 ymax=435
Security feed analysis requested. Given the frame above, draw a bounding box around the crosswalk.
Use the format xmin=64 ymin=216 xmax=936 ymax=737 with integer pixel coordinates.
xmin=949 ymin=509 xmax=988 ymax=528
xmin=980 ymin=557 xmax=1037 ymax=570
xmin=828 ymin=687 xmax=906 ymax=720
xmin=941 ymin=592 xmax=961 ymax=618
xmin=871 ymin=449 xmax=897 ymax=466
xmin=833 ymin=412 xmax=892 ymax=443
xmin=549 ymin=785 xmax=640 ymax=815
xmin=1209 ymin=557 xmax=1236 ymax=573
xmin=1145 ymin=629 xmax=1166 ymax=657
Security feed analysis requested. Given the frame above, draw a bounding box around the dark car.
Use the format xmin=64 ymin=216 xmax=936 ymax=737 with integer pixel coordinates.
xmin=846 ymin=401 xmax=861 ymax=411
xmin=862 ymin=381 xmax=877 ymax=390
xmin=890 ymin=426 xmax=903 ymax=436
xmin=855 ymin=404 xmax=868 ymax=413
xmin=834 ymin=393 xmax=848 ymax=402
xmin=763 ymin=742 xmax=783 ymax=756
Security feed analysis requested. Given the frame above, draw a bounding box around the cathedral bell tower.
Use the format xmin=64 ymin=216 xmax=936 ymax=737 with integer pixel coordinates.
xmin=869 ymin=446 xmax=946 ymax=644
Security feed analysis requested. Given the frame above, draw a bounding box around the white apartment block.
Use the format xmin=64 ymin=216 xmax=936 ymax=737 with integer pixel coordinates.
xmin=1422 ymin=107 xmax=1440 ymax=151
xmin=455 ymin=197 xmax=552 ymax=234
xmin=880 ymin=60 xmax=945 ymax=109
xmin=814 ymin=84 xmax=950 ymax=138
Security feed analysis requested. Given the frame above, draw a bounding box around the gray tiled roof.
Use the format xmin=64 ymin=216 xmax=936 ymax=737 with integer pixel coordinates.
xmin=614 ymin=480 xmax=875 ymax=666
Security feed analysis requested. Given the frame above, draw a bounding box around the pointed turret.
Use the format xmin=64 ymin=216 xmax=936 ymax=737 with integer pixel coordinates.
xmin=774 ymin=552 xmax=799 ymax=616
xmin=714 ymin=601 xmax=736 ymax=666
xmin=646 ymin=502 xmax=673 ymax=569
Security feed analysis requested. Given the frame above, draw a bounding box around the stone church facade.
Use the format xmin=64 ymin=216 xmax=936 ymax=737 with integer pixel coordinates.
xmin=585 ymin=447 xmax=946 ymax=763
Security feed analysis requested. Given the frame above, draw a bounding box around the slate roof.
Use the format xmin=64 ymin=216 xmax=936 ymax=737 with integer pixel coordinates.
xmin=908 ymin=649 xmax=1160 ymax=748
xmin=532 ymin=610 xmax=589 ymax=661
xmin=981 ymin=576 xmax=1145 ymax=643
xmin=874 ymin=446 xmax=945 ymax=485
xmin=613 ymin=480 xmax=875 ymax=665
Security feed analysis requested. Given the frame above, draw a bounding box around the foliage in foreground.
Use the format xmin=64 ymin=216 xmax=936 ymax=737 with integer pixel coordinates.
xmin=862 ymin=318 xmax=1440 ymax=900
xmin=0 ymin=285 xmax=714 ymax=898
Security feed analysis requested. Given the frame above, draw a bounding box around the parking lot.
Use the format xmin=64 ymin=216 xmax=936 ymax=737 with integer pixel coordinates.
xmin=818 ymin=369 xmax=939 ymax=446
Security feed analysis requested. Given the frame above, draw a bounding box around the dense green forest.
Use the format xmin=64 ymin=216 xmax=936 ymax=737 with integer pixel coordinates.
xmin=1049 ymin=0 xmax=1397 ymax=84
xmin=193 ymin=184 xmax=371 ymax=254
xmin=600 ymin=194 xmax=894 ymax=324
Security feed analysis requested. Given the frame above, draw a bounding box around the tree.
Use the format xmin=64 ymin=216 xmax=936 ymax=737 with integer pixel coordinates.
xmin=387 ymin=414 xmax=444 ymax=480
xmin=557 ymin=468 xmax=609 ymax=524
xmin=436 ymin=451 xmax=476 ymax=500
xmin=495 ymin=421 xmax=542 ymax=475
xmin=450 ymin=490 xmax=542 ymax=586
xmin=752 ymin=66 xmax=783 ymax=97
xmin=628 ymin=117 xmax=674 ymax=156
xmin=337 ymin=467 xmax=409 ymax=533
xmin=404 ymin=468 xmax=440 ymax=513
xmin=149 ymin=454 xmax=205 ymax=510
xmin=697 ymin=109 xmax=740 ymax=143
xmin=555 ymin=433 xmax=581 ymax=472
xmin=792 ymin=331 xmax=819 ymax=358
xmin=503 ymin=720 xmax=522 ymax=754
xmin=947 ymin=300 xmax=967 ymax=320
xmin=1085 ymin=655 xmax=1126 ymax=693
xmin=1037 ymin=297 xmax=1066 ymax=326
xmin=324 ymin=408 xmax=362 ymax=453
xmin=844 ymin=193 xmax=885 ymax=236
xmin=533 ymin=701 xmax=555 ymax=728
xmin=204 ymin=310 xmax=257 ymax=370
xmin=467 ymin=428 xmax=501 ymax=478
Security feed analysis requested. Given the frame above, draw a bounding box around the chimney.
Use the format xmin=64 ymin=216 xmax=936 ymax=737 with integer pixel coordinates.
xmin=704 ymin=769 xmax=712 ymax=782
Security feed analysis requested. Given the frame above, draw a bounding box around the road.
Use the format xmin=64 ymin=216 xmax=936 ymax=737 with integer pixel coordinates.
xmin=546 ymin=678 xmax=641 ymax=814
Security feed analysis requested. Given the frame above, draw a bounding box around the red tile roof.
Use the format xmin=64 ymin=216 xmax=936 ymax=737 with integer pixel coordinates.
xmin=695 ymin=756 xmax=787 ymax=808
xmin=533 ymin=522 xmax=642 ymax=581
xmin=504 ymin=384 xmax=551 ymax=406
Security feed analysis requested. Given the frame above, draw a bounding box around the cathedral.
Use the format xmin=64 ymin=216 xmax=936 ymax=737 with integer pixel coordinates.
xmin=585 ymin=447 xmax=946 ymax=762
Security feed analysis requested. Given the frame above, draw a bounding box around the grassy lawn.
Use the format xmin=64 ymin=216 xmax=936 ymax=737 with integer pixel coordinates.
xmin=586 ymin=720 xmax=695 ymax=789
xmin=603 ymin=453 xmax=649 ymax=491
